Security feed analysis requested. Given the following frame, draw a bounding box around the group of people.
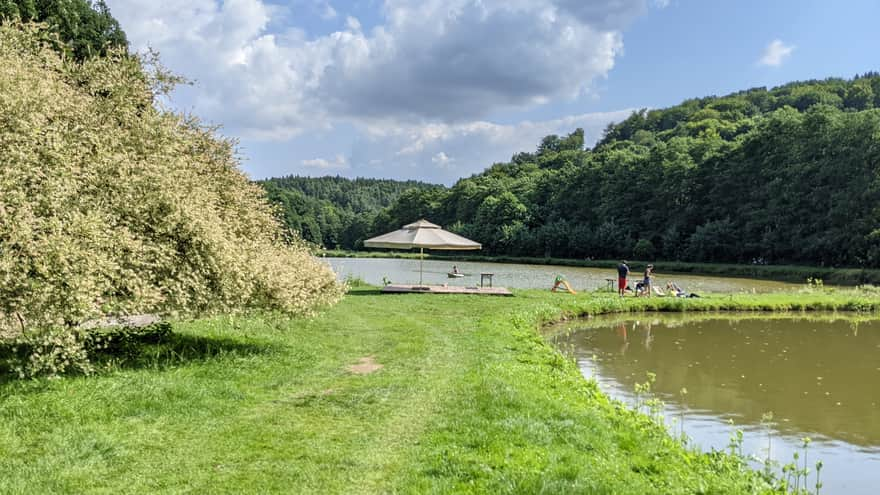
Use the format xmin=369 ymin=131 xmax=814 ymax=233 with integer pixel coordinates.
xmin=450 ymin=261 xmax=697 ymax=296
xmin=616 ymin=261 xmax=699 ymax=298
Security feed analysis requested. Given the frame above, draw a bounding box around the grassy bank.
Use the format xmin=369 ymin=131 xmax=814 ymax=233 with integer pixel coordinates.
xmin=2 ymin=287 xmax=879 ymax=493
xmin=322 ymin=249 xmax=880 ymax=286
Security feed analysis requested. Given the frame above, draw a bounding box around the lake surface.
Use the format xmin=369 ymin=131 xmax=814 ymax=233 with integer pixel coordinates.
xmin=324 ymin=257 xmax=797 ymax=293
xmin=547 ymin=314 xmax=880 ymax=495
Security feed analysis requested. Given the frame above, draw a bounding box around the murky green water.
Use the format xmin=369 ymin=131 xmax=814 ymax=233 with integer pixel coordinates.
xmin=325 ymin=257 xmax=797 ymax=293
xmin=547 ymin=314 xmax=880 ymax=495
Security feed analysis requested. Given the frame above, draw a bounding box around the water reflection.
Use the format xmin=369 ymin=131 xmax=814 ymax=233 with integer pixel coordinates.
xmin=553 ymin=314 xmax=880 ymax=446
xmin=548 ymin=314 xmax=880 ymax=495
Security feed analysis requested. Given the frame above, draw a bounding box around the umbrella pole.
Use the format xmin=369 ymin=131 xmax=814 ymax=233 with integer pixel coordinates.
xmin=419 ymin=247 xmax=424 ymax=286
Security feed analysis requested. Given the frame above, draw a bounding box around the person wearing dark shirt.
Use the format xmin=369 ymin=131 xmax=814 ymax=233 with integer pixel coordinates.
xmin=617 ymin=260 xmax=630 ymax=297
xmin=643 ymin=264 xmax=654 ymax=297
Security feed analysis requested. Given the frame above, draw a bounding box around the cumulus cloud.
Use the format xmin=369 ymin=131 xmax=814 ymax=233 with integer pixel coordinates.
xmin=758 ymin=39 xmax=795 ymax=67
xmin=346 ymin=109 xmax=634 ymax=183
xmin=301 ymin=154 xmax=349 ymax=170
xmin=106 ymin=0 xmax=638 ymax=139
xmin=431 ymin=152 xmax=453 ymax=168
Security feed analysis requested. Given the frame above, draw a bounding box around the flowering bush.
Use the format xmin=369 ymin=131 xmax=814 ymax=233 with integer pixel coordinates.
xmin=0 ymin=24 xmax=343 ymax=374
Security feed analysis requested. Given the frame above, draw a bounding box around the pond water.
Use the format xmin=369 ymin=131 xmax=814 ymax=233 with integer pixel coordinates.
xmin=547 ymin=314 xmax=880 ymax=495
xmin=324 ymin=257 xmax=797 ymax=293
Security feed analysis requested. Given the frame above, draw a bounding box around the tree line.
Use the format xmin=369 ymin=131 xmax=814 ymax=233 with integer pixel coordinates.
xmin=267 ymin=74 xmax=880 ymax=268
xmin=0 ymin=0 xmax=127 ymax=60
xmin=259 ymin=176 xmax=442 ymax=248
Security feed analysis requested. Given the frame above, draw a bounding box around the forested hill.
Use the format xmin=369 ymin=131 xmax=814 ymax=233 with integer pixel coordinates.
xmin=268 ymin=74 xmax=880 ymax=268
xmin=259 ymin=175 xmax=442 ymax=247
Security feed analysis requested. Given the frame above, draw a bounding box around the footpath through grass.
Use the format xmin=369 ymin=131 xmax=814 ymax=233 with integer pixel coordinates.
xmin=2 ymin=287 xmax=879 ymax=493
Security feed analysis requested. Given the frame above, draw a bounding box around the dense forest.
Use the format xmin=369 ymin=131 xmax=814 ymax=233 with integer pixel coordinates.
xmin=268 ymin=74 xmax=880 ymax=268
xmin=0 ymin=0 xmax=127 ymax=60
xmin=260 ymin=176 xmax=441 ymax=248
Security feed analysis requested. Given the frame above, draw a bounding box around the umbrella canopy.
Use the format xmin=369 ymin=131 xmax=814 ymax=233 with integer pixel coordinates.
xmin=363 ymin=220 xmax=481 ymax=285
xmin=363 ymin=219 xmax=481 ymax=250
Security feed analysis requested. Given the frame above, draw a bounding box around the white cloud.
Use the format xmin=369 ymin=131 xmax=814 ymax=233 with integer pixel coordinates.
xmin=302 ymin=154 xmax=349 ymax=170
xmin=347 ymin=109 xmax=634 ymax=183
xmin=431 ymin=152 xmax=453 ymax=168
xmin=319 ymin=1 xmax=337 ymax=20
xmin=758 ymin=39 xmax=795 ymax=67
xmin=106 ymin=0 xmax=635 ymax=139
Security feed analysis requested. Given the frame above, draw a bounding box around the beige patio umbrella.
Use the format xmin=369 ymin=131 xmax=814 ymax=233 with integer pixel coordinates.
xmin=363 ymin=219 xmax=481 ymax=285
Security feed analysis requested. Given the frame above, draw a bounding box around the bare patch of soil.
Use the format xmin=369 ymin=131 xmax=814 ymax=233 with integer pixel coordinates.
xmin=347 ymin=356 xmax=383 ymax=374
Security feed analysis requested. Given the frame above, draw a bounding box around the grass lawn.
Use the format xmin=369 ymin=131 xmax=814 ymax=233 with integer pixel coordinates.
xmin=2 ymin=286 xmax=878 ymax=494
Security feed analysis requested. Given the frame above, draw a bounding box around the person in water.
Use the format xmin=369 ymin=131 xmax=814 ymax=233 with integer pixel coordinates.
xmin=617 ymin=260 xmax=630 ymax=297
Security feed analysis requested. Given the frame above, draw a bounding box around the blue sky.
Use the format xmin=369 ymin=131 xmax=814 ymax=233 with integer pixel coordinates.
xmin=106 ymin=0 xmax=879 ymax=184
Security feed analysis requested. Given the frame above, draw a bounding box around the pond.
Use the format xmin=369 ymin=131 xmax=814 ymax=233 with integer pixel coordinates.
xmin=324 ymin=257 xmax=798 ymax=293
xmin=546 ymin=314 xmax=880 ymax=495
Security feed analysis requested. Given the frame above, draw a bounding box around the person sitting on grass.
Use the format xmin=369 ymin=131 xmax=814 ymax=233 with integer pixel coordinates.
xmin=666 ymin=281 xmax=700 ymax=298
xmin=552 ymin=274 xmax=566 ymax=292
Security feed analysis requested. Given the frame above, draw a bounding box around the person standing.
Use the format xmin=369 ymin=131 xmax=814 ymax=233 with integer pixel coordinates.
xmin=643 ymin=264 xmax=654 ymax=297
xmin=617 ymin=260 xmax=630 ymax=296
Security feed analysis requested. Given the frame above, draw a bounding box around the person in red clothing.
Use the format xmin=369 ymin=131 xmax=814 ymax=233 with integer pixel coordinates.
xmin=617 ymin=260 xmax=630 ymax=297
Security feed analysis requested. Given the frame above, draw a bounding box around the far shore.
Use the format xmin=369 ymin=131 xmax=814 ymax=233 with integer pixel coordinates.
xmin=320 ymin=249 xmax=880 ymax=286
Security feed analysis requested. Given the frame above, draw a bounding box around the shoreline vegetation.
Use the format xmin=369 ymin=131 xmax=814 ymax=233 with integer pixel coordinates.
xmin=2 ymin=286 xmax=878 ymax=493
xmin=320 ymin=249 xmax=880 ymax=286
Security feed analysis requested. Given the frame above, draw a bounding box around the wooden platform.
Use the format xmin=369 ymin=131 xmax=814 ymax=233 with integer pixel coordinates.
xmin=381 ymin=284 xmax=513 ymax=296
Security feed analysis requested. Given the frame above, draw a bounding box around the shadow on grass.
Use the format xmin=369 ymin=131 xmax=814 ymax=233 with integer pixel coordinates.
xmin=100 ymin=331 xmax=278 ymax=369
xmin=0 ymin=328 xmax=278 ymax=385
xmin=346 ymin=288 xmax=385 ymax=296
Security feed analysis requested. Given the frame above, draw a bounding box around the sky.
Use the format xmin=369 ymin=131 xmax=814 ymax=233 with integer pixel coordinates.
xmin=104 ymin=0 xmax=880 ymax=185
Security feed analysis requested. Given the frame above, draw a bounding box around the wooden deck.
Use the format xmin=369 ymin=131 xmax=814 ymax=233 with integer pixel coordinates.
xmin=381 ymin=284 xmax=513 ymax=296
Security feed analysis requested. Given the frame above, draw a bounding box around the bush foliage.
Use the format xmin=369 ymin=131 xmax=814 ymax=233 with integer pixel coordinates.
xmin=0 ymin=25 xmax=343 ymax=357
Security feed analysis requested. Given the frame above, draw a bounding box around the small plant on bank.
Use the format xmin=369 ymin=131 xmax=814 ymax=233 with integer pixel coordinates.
xmin=626 ymin=376 xmax=825 ymax=495
xmin=344 ymin=275 xmax=367 ymax=288
xmin=633 ymin=371 xmax=657 ymax=412
xmin=678 ymin=387 xmax=688 ymax=444
xmin=761 ymin=411 xmax=778 ymax=480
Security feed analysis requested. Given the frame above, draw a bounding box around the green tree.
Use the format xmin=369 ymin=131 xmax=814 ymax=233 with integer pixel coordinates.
xmin=267 ymin=73 xmax=880 ymax=268
xmin=633 ymin=239 xmax=656 ymax=259
xmin=845 ymin=80 xmax=874 ymax=110
xmin=0 ymin=0 xmax=127 ymax=60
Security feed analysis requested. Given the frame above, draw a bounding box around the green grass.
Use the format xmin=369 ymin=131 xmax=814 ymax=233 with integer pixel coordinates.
xmin=2 ymin=287 xmax=879 ymax=493
xmin=322 ymin=249 xmax=880 ymax=286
